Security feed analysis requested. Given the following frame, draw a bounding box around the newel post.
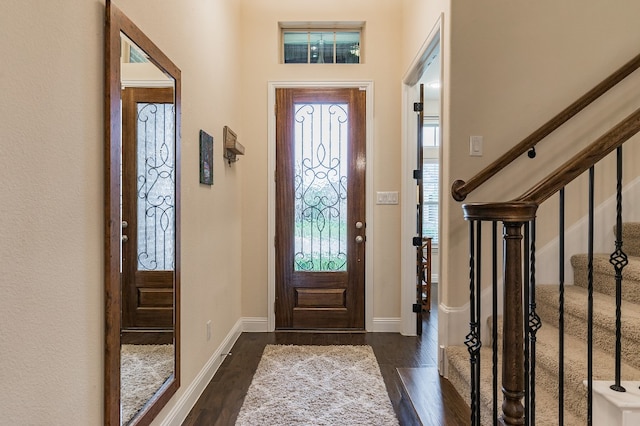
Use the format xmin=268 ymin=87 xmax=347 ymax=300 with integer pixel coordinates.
xmin=500 ymin=221 xmax=525 ymax=426
xmin=462 ymin=202 xmax=537 ymax=426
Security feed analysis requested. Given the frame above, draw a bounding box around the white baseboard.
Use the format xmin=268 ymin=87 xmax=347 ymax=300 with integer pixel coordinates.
xmin=240 ymin=316 xmax=401 ymax=333
xmin=242 ymin=317 xmax=269 ymax=332
xmin=438 ymin=303 xmax=468 ymax=347
xmin=372 ymin=317 xmax=401 ymax=333
xmin=159 ymin=319 xmax=243 ymax=426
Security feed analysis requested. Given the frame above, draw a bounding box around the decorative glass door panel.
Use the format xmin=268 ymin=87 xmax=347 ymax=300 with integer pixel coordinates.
xmin=276 ymin=88 xmax=366 ymax=330
xmin=136 ymin=102 xmax=175 ymax=272
xmin=294 ymin=103 xmax=348 ymax=272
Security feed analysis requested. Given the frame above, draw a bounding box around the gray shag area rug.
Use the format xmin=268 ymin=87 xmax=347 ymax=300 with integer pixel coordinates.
xmin=235 ymin=345 xmax=399 ymax=426
xmin=121 ymin=344 xmax=173 ymax=425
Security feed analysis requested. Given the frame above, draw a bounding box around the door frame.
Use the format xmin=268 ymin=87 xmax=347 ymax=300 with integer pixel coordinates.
xmin=401 ymin=16 xmax=443 ymax=337
xmin=267 ymin=81 xmax=374 ymax=332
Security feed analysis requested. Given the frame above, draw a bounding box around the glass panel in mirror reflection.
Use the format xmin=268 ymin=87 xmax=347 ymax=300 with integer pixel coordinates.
xmin=293 ymin=103 xmax=348 ymax=272
xmin=136 ymin=102 xmax=176 ymax=271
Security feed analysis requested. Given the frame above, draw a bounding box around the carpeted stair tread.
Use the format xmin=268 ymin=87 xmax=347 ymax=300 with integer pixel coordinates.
xmin=571 ymin=253 xmax=640 ymax=305
xmin=446 ymin=344 xmax=583 ymax=426
xmin=533 ymin=314 xmax=640 ymax=421
xmin=620 ymin=222 xmax=640 ymax=258
xmin=536 ymin=284 xmax=640 ymax=370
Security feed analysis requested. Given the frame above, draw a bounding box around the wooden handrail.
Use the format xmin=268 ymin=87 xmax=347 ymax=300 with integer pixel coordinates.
xmin=461 ymin=106 xmax=640 ymax=221
xmin=452 ymin=52 xmax=640 ymax=202
xmin=517 ymin=106 xmax=640 ymax=205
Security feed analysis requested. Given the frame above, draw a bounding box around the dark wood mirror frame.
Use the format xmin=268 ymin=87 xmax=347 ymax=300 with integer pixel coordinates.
xmin=105 ymin=1 xmax=181 ymax=424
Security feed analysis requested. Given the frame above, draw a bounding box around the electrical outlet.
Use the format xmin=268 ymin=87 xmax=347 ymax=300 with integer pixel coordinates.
xmin=206 ymin=320 xmax=212 ymax=341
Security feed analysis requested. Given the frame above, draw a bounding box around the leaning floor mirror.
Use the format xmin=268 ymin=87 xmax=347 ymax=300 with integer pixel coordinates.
xmin=105 ymin=1 xmax=181 ymax=425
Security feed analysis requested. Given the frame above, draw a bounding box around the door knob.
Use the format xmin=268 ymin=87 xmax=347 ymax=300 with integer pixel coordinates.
xmin=355 ymin=235 xmax=364 ymax=243
xmin=355 ymin=221 xmax=364 ymax=229
xmin=122 ymin=235 xmax=128 ymax=242
xmin=122 ymin=220 xmax=128 ymax=228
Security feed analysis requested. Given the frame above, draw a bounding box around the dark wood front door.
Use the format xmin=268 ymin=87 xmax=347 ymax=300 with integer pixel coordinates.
xmin=275 ymin=87 xmax=366 ymax=330
xmin=121 ymin=87 xmax=175 ymax=340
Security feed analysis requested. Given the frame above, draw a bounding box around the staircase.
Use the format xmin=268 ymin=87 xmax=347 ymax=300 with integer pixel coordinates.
xmin=445 ymin=222 xmax=640 ymax=425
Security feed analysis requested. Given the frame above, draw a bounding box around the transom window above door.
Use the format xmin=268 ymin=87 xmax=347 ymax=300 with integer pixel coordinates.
xmin=280 ymin=22 xmax=363 ymax=64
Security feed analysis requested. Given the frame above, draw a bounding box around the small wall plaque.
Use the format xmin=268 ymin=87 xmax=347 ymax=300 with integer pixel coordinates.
xmin=199 ymin=130 xmax=213 ymax=185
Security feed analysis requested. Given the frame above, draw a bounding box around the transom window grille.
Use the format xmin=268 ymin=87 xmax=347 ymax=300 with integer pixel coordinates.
xmin=422 ymin=120 xmax=440 ymax=246
xmin=283 ymin=30 xmax=361 ymax=64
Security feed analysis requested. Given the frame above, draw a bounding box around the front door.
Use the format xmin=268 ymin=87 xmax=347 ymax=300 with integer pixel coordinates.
xmin=275 ymin=87 xmax=366 ymax=330
xmin=121 ymin=87 xmax=175 ymax=342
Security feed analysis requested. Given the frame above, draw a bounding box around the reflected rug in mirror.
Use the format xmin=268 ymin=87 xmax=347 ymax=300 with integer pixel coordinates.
xmin=121 ymin=344 xmax=173 ymax=424
xmin=235 ymin=345 xmax=399 ymax=425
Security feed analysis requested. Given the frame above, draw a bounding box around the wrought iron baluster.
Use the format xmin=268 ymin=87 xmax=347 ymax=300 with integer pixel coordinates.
xmin=492 ymin=221 xmax=498 ymax=426
xmin=528 ymin=219 xmax=541 ymax=426
xmin=609 ymin=146 xmax=627 ymax=392
xmin=559 ymin=188 xmax=565 ymax=425
xmin=476 ymin=222 xmax=482 ymax=423
xmin=466 ymin=220 xmax=482 ymax=426
xmin=524 ymin=223 xmax=530 ymax=426
xmin=587 ymin=166 xmax=595 ymax=425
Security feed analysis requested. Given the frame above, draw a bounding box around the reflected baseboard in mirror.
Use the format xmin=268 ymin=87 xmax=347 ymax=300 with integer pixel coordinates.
xmin=105 ymin=1 xmax=181 ymax=425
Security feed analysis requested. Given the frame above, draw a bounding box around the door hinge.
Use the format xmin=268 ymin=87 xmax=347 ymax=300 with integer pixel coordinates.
xmin=274 ymin=102 xmax=277 ymax=115
xmin=413 ymin=169 xmax=422 ymax=180
xmin=412 ymin=236 xmax=422 ymax=247
xmin=413 ymin=102 xmax=423 ymax=112
xmin=412 ymin=303 xmax=422 ymax=313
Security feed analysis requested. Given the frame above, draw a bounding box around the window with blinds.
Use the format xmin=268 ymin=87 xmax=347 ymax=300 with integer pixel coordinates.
xmin=422 ymin=122 xmax=439 ymax=246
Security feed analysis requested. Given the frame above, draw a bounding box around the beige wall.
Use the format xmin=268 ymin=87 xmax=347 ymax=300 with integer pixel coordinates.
xmin=1 ymin=1 xmax=104 ymax=423
xmin=238 ymin=0 xmax=404 ymax=320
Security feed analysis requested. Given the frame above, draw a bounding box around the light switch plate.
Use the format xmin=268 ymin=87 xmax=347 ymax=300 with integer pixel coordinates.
xmin=376 ymin=191 xmax=399 ymax=205
xmin=470 ymin=135 xmax=483 ymax=156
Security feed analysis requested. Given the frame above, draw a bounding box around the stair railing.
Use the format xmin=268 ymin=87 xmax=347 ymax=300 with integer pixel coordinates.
xmin=451 ymin=52 xmax=640 ymax=203
xmin=460 ymin=106 xmax=640 ymax=425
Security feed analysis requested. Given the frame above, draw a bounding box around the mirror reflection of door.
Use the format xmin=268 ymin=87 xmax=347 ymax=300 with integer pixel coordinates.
xmin=121 ymin=87 xmax=175 ymax=344
xmin=275 ymin=87 xmax=366 ymax=330
xmin=116 ymin=29 xmax=178 ymax=426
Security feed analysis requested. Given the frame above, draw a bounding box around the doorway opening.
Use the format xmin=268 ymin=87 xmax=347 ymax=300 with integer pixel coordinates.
xmin=401 ymin=18 xmax=443 ymax=343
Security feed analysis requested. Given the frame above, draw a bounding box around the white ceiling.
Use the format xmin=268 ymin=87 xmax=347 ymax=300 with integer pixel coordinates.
xmin=418 ymin=49 xmax=441 ymax=101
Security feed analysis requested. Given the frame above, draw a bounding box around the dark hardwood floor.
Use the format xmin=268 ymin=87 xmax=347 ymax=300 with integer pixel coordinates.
xmin=182 ymin=284 xmax=470 ymax=426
